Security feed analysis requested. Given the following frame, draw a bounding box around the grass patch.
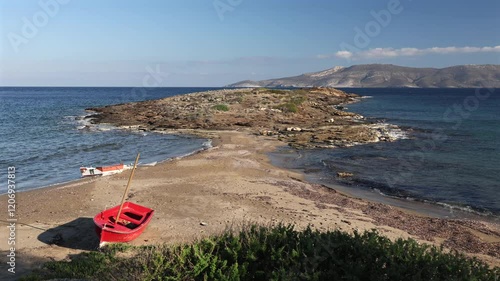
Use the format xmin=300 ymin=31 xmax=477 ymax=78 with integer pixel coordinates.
xmin=275 ymin=102 xmax=299 ymax=113
xmin=22 ymin=225 xmax=499 ymax=280
xmin=273 ymin=90 xmax=307 ymax=113
xmin=212 ymin=104 xmax=229 ymax=111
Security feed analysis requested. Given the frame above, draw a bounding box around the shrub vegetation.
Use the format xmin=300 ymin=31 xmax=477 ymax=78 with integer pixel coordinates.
xmin=274 ymin=90 xmax=307 ymax=113
xmin=22 ymin=225 xmax=499 ymax=281
xmin=275 ymin=102 xmax=299 ymax=113
xmin=212 ymin=104 xmax=230 ymax=111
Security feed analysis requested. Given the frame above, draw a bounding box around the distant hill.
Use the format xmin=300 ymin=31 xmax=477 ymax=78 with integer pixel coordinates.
xmin=227 ymin=64 xmax=500 ymax=88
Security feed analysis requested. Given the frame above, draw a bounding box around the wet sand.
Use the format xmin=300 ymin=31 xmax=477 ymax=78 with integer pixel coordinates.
xmin=1 ymin=130 xmax=499 ymax=277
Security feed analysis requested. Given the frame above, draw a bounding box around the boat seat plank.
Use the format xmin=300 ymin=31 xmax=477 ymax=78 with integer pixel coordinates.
xmin=102 ymin=215 xmax=137 ymax=226
xmin=119 ymin=214 xmax=142 ymax=225
xmin=121 ymin=210 xmax=146 ymax=222
xmin=103 ymin=221 xmax=137 ymax=231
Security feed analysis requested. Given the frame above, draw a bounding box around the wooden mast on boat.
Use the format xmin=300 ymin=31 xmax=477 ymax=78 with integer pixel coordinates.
xmin=115 ymin=153 xmax=141 ymax=223
xmin=93 ymin=152 xmax=155 ymax=247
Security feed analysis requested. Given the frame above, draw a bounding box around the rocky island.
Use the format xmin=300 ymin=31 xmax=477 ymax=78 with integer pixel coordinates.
xmin=227 ymin=64 xmax=500 ymax=88
xmin=87 ymin=87 xmax=403 ymax=148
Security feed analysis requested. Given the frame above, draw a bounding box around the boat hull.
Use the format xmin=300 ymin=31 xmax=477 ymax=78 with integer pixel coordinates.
xmin=93 ymin=202 xmax=154 ymax=247
xmin=80 ymin=163 xmax=130 ymax=177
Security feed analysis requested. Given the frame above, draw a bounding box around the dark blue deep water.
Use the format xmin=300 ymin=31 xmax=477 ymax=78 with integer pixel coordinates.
xmin=270 ymin=88 xmax=500 ymax=217
xmin=0 ymin=87 xmax=219 ymax=193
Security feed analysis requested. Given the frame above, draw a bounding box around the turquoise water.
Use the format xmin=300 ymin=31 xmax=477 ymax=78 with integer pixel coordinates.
xmin=270 ymin=88 xmax=500 ymax=217
xmin=0 ymin=87 xmax=218 ymax=193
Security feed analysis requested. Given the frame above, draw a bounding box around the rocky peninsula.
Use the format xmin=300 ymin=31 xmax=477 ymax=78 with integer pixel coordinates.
xmin=3 ymin=88 xmax=498 ymax=277
xmin=87 ymin=87 xmax=404 ymax=148
xmin=82 ymin=87 xmax=500 ymax=265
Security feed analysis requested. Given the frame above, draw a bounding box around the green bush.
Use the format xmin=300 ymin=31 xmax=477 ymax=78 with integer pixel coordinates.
xmin=23 ymin=225 xmax=499 ymax=281
xmin=212 ymin=104 xmax=229 ymax=111
xmin=273 ymin=90 xmax=307 ymax=113
xmin=275 ymin=102 xmax=299 ymax=113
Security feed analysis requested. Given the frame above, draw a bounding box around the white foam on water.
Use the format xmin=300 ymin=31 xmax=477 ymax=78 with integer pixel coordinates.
xmin=370 ymin=122 xmax=409 ymax=141
xmin=434 ymin=201 xmax=492 ymax=217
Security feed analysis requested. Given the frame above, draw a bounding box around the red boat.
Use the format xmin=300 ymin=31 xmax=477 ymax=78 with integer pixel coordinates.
xmin=93 ymin=202 xmax=154 ymax=247
xmin=80 ymin=163 xmax=131 ymax=177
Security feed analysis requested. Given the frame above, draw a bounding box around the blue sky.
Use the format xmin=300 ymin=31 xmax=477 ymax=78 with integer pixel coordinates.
xmin=1 ymin=0 xmax=499 ymax=86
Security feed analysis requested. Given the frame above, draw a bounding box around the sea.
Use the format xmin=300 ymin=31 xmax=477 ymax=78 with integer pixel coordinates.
xmin=1 ymin=87 xmax=498 ymax=220
xmin=0 ymin=87 xmax=215 ymax=193
xmin=270 ymin=88 xmax=500 ymax=220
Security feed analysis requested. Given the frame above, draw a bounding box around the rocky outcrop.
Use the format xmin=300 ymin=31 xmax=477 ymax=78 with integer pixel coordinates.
xmin=87 ymin=87 xmax=404 ymax=148
xmin=228 ymin=64 xmax=500 ymax=88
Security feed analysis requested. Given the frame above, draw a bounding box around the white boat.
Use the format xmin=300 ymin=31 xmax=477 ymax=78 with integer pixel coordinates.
xmin=80 ymin=163 xmax=131 ymax=177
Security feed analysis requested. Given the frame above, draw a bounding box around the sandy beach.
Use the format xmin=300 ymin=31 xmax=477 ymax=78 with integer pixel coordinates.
xmin=1 ymin=130 xmax=499 ymax=277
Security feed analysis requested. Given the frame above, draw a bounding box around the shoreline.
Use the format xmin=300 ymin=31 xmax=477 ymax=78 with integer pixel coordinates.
xmin=0 ymin=129 xmax=213 ymax=197
xmin=268 ymin=147 xmax=500 ymax=223
xmin=1 ymin=130 xmax=499 ymax=277
xmin=9 ymin=127 xmax=495 ymax=224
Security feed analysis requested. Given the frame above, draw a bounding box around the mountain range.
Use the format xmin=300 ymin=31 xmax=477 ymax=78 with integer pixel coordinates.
xmin=227 ymin=64 xmax=500 ymax=88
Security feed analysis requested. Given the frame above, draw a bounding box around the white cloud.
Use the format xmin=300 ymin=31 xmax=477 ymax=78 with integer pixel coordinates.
xmin=333 ymin=51 xmax=353 ymax=59
xmin=318 ymin=45 xmax=500 ymax=60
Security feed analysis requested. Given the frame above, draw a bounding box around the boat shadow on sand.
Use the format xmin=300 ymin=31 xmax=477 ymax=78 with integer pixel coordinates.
xmin=38 ymin=217 xmax=100 ymax=250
